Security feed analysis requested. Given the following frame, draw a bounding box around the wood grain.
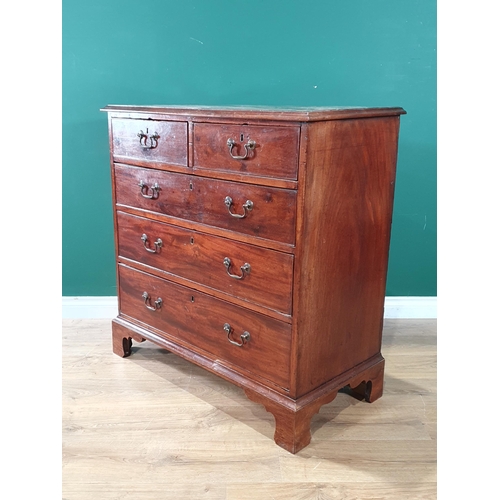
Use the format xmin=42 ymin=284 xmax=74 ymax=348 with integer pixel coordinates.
xmin=103 ymin=106 xmax=406 ymax=455
xmin=116 ymin=211 xmax=294 ymax=315
xmin=114 ymin=164 xmax=297 ymax=245
xmin=292 ymin=116 xmax=401 ymax=397
xmin=117 ymin=264 xmax=292 ymax=389
xmin=193 ymin=123 xmax=299 ymax=180
xmin=102 ymin=104 xmax=406 ymax=122
xmin=62 ymin=318 xmax=436 ymax=500
xmin=112 ymin=118 xmax=188 ymax=167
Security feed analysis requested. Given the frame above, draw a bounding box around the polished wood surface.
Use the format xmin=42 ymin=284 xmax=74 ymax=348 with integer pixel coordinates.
xmin=292 ymin=116 xmax=401 ymax=397
xmin=103 ymin=105 xmax=405 ymax=454
xmin=63 ymin=318 xmax=436 ymax=500
xmin=112 ymin=118 xmax=188 ymax=167
xmin=193 ymin=123 xmax=300 ymax=179
xmin=117 ymin=264 xmax=292 ymax=389
xmin=102 ymin=104 xmax=406 ymax=122
xmin=116 ymin=211 xmax=294 ymax=315
xmin=244 ymin=356 xmax=385 ymax=454
xmin=114 ymin=163 xmax=298 ymax=245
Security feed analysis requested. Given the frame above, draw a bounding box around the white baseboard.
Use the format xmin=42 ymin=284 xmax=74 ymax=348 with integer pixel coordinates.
xmin=383 ymin=296 xmax=437 ymax=319
xmin=62 ymin=296 xmax=437 ymax=319
xmin=62 ymin=296 xmax=118 ymax=319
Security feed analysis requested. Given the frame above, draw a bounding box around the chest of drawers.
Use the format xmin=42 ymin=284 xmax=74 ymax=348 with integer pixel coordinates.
xmin=101 ymin=105 xmax=405 ymax=453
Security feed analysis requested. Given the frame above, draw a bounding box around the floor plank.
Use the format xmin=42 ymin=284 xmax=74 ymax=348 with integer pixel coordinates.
xmin=62 ymin=318 xmax=437 ymax=499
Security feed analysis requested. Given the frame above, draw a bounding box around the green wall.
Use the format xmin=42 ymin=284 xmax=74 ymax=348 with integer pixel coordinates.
xmin=62 ymin=0 xmax=436 ymax=297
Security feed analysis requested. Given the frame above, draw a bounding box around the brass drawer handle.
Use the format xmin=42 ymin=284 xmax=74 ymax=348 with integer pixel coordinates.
xmin=223 ymin=257 xmax=250 ymax=280
xmin=138 ymin=180 xmax=160 ymax=199
xmin=137 ymin=129 xmax=160 ymax=149
xmin=223 ymin=323 xmax=251 ymax=347
xmin=227 ymin=138 xmax=256 ymax=160
xmin=141 ymin=234 xmax=162 ymax=253
xmin=142 ymin=292 xmax=162 ymax=311
xmin=224 ymin=196 xmax=253 ymax=219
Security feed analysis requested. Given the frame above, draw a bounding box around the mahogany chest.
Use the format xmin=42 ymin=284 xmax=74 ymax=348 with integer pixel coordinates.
xmin=101 ymin=105 xmax=405 ymax=453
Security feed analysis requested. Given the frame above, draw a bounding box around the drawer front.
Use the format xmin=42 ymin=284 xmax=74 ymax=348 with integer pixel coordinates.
xmin=193 ymin=123 xmax=299 ymax=180
xmin=117 ymin=212 xmax=294 ymax=314
xmin=112 ymin=118 xmax=188 ymax=167
xmin=118 ymin=264 xmax=291 ymax=388
xmin=114 ymin=164 xmax=297 ymax=245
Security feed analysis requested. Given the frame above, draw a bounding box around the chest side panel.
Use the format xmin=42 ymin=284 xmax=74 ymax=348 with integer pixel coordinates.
xmin=292 ymin=116 xmax=401 ymax=398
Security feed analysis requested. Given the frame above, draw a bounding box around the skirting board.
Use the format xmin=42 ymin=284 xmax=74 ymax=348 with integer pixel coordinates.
xmin=62 ymin=296 xmax=437 ymax=320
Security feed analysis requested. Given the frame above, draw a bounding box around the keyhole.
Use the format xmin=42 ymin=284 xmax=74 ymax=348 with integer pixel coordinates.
xmin=240 ymin=133 xmax=244 ymax=142
xmin=189 ymin=181 xmax=193 ymax=190
xmin=191 ymin=296 xmax=195 ymax=302
xmin=190 ymin=237 xmax=194 ymax=244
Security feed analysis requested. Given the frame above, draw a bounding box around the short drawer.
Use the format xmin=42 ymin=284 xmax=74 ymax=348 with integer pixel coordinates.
xmin=117 ymin=212 xmax=294 ymax=315
xmin=193 ymin=123 xmax=299 ymax=180
xmin=114 ymin=164 xmax=297 ymax=245
xmin=112 ymin=118 xmax=188 ymax=167
xmin=118 ymin=264 xmax=291 ymax=389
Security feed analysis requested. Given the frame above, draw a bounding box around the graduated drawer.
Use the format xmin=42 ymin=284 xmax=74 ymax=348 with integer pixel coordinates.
xmin=118 ymin=264 xmax=291 ymax=389
xmin=193 ymin=123 xmax=299 ymax=180
xmin=117 ymin=212 xmax=294 ymax=315
xmin=112 ymin=118 xmax=188 ymax=167
xmin=114 ymin=164 xmax=297 ymax=245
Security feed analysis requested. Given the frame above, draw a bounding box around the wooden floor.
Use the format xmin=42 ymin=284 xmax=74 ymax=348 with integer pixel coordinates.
xmin=62 ymin=319 xmax=436 ymax=500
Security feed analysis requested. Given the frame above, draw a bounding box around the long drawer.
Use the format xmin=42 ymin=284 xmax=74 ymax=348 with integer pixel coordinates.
xmin=114 ymin=164 xmax=297 ymax=245
xmin=118 ymin=264 xmax=291 ymax=389
xmin=116 ymin=211 xmax=294 ymax=315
